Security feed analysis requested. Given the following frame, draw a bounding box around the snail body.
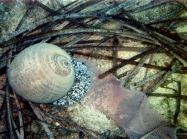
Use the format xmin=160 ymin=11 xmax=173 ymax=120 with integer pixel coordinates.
xmin=7 ymin=43 xmax=75 ymax=103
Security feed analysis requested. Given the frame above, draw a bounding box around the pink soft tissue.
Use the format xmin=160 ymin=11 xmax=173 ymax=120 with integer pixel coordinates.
xmin=77 ymin=58 xmax=178 ymax=139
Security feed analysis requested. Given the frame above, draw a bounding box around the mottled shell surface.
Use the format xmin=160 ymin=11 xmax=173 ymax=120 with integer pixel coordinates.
xmin=7 ymin=43 xmax=75 ymax=103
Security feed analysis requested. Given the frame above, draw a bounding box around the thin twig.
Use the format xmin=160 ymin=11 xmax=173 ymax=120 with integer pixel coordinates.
xmin=127 ymin=1 xmax=171 ymax=13
xmin=72 ymin=51 xmax=187 ymax=74
xmin=63 ymin=45 xmax=151 ymax=52
xmin=140 ymin=54 xmax=154 ymax=91
xmin=146 ymin=60 xmax=182 ymax=93
xmin=5 ymin=45 xmax=14 ymax=138
xmin=112 ymin=37 xmax=119 ymax=77
xmin=1 ymin=28 xmax=153 ymax=48
xmin=132 ymin=71 xmax=166 ymax=89
xmin=15 ymin=6 xmax=35 ymax=31
xmin=144 ymin=30 xmax=187 ymax=67
xmin=10 ymin=114 xmax=23 ymax=139
xmin=146 ymin=8 xmax=184 ymax=25
xmin=98 ymin=47 xmax=161 ymax=79
xmin=13 ymin=91 xmax=24 ymax=138
xmin=29 ymin=102 xmax=54 ymax=139
xmin=173 ymin=81 xmax=181 ymax=125
xmin=44 ymin=112 xmax=99 ymax=138
xmin=146 ymin=93 xmax=187 ymax=100
xmin=5 ymin=83 xmax=14 ymax=138
xmin=0 ymin=13 xmax=115 ymax=44
xmin=123 ymin=55 xmax=150 ymax=87
xmin=34 ymin=1 xmax=57 ymax=14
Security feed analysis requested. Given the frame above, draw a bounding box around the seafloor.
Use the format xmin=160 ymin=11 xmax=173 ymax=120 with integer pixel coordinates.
xmin=0 ymin=0 xmax=187 ymax=138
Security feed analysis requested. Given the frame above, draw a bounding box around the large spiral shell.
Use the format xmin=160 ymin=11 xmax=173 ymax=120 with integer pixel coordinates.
xmin=7 ymin=43 xmax=75 ymax=103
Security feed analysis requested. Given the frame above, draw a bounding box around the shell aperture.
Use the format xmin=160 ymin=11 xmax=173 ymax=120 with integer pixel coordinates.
xmin=7 ymin=43 xmax=75 ymax=103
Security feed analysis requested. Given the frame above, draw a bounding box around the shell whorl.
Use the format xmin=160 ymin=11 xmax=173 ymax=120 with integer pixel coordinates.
xmin=50 ymin=54 xmax=72 ymax=75
xmin=7 ymin=43 xmax=75 ymax=103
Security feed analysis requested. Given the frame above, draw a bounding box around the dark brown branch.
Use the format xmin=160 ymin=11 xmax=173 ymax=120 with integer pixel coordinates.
xmin=98 ymin=47 xmax=161 ymax=79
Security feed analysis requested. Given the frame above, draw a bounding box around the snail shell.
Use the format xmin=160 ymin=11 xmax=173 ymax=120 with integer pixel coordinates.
xmin=7 ymin=43 xmax=75 ymax=103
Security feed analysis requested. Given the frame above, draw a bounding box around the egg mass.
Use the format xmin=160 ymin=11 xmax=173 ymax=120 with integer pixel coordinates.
xmin=7 ymin=43 xmax=75 ymax=103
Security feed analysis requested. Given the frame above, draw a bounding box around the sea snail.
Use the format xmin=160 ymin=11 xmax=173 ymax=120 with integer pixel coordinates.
xmin=7 ymin=43 xmax=90 ymax=104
